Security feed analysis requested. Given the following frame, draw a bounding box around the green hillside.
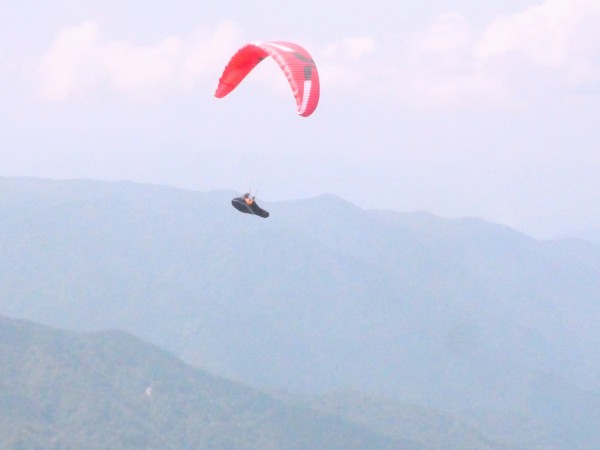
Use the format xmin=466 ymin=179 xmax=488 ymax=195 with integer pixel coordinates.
xmin=0 ymin=315 xmax=427 ymax=450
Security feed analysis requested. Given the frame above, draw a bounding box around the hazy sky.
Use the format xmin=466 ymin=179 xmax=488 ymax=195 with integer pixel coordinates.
xmin=1 ymin=0 xmax=599 ymax=237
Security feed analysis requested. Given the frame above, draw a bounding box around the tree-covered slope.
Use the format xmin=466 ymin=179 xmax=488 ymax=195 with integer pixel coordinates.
xmin=0 ymin=315 xmax=425 ymax=450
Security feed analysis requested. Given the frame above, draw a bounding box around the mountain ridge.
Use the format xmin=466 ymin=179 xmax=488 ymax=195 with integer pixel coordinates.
xmin=0 ymin=313 xmax=518 ymax=450
xmin=0 ymin=316 xmax=566 ymax=449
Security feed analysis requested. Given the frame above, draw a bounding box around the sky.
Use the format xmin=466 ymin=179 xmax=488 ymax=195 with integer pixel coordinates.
xmin=1 ymin=0 xmax=599 ymax=238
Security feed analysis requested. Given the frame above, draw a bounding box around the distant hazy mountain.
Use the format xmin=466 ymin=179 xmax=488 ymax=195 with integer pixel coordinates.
xmin=0 ymin=314 xmax=427 ymax=450
xmin=1 ymin=176 xmax=600 ymax=449
xmin=564 ymin=228 xmax=600 ymax=245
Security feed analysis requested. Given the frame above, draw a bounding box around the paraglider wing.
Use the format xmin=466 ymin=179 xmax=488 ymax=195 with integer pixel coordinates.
xmin=232 ymin=197 xmax=270 ymax=218
xmin=215 ymin=41 xmax=320 ymax=117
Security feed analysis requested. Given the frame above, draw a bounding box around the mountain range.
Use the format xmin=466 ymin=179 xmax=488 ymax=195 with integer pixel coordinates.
xmin=1 ymin=176 xmax=599 ymax=448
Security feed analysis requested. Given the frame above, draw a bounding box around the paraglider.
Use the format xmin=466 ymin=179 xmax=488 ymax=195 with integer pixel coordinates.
xmin=214 ymin=41 xmax=320 ymax=117
xmin=218 ymin=40 xmax=319 ymax=218
xmin=231 ymin=193 xmax=270 ymax=218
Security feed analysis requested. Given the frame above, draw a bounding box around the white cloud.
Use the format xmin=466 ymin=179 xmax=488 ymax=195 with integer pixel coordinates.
xmin=179 ymin=22 xmax=242 ymax=90
xmin=475 ymin=0 xmax=600 ymax=67
xmin=324 ymin=37 xmax=376 ymax=60
xmin=475 ymin=0 xmax=600 ymax=95
xmin=38 ymin=21 xmax=101 ymax=101
xmin=97 ymin=36 xmax=184 ymax=95
xmin=318 ymin=36 xmax=377 ymax=90
xmin=36 ymin=1 xmax=600 ymax=109
xmin=38 ymin=21 xmax=241 ymax=101
xmin=414 ymin=13 xmax=471 ymax=58
xmin=397 ymin=0 xmax=600 ymax=109
xmin=37 ymin=22 xmax=375 ymax=101
xmin=397 ymin=13 xmax=509 ymax=108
